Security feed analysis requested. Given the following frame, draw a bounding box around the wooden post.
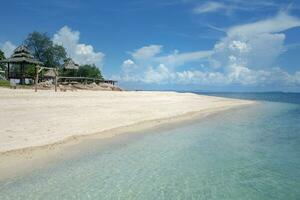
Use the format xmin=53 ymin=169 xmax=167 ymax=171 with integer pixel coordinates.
xmin=35 ymin=65 xmax=40 ymax=92
xmin=54 ymin=69 xmax=58 ymax=92
xmin=7 ymin=63 xmax=10 ymax=80
xmin=20 ymin=63 xmax=24 ymax=85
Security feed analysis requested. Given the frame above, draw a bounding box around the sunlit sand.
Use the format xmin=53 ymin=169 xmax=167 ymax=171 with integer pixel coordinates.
xmin=0 ymin=88 xmax=253 ymax=153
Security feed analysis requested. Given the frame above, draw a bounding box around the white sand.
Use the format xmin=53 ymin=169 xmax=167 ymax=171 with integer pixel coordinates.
xmin=0 ymin=88 xmax=253 ymax=153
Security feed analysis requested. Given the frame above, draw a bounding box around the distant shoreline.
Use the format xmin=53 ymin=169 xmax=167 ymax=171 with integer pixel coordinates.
xmin=0 ymin=88 xmax=255 ymax=180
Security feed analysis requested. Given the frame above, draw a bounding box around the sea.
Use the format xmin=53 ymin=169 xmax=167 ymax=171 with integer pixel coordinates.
xmin=0 ymin=92 xmax=299 ymax=200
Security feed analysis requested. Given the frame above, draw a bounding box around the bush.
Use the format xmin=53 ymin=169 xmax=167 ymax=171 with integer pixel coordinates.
xmin=59 ymin=64 xmax=103 ymax=80
xmin=77 ymin=64 xmax=103 ymax=79
xmin=0 ymin=80 xmax=10 ymax=87
xmin=25 ymin=65 xmax=36 ymax=77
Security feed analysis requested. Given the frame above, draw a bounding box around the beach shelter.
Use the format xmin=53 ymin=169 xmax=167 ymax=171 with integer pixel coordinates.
xmin=0 ymin=45 xmax=43 ymax=85
xmin=62 ymin=58 xmax=79 ymax=77
xmin=63 ymin=58 xmax=79 ymax=70
xmin=44 ymin=69 xmax=56 ymax=77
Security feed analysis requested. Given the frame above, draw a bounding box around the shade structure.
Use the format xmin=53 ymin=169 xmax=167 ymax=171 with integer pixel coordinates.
xmin=0 ymin=45 xmax=43 ymax=65
xmin=63 ymin=58 xmax=79 ymax=70
xmin=44 ymin=69 xmax=56 ymax=77
xmin=0 ymin=45 xmax=43 ymax=84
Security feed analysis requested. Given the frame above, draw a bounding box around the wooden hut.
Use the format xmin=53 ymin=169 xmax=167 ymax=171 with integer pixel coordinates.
xmin=0 ymin=45 xmax=43 ymax=85
xmin=44 ymin=69 xmax=56 ymax=78
xmin=62 ymin=58 xmax=79 ymax=77
xmin=63 ymin=58 xmax=79 ymax=70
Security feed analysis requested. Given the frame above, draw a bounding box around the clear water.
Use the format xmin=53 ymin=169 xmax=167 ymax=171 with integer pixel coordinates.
xmin=1 ymin=93 xmax=300 ymax=200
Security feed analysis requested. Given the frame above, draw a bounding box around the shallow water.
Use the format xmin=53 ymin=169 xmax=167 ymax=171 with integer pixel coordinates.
xmin=1 ymin=94 xmax=300 ymax=199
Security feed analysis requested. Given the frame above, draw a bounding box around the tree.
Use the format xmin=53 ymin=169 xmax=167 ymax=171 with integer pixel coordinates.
xmin=0 ymin=49 xmax=5 ymax=59
xmin=78 ymin=64 xmax=103 ymax=79
xmin=0 ymin=49 xmax=6 ymax=71
xmin=24 ymin=32 xmax=67 ymax=68
xmin=24 ymin=65 xmax=36 ymax=77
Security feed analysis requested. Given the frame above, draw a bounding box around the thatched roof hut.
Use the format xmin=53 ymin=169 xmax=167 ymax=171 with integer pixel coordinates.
xmin=44 ymin=69 xmax=56 ymax=77
xmin=0 ymin=45 xmax=43 ymax=84
xmin=63 ymin=58 xmax=79 ymax=70
xmin=0 ymin=45 xmax=42 ymax=65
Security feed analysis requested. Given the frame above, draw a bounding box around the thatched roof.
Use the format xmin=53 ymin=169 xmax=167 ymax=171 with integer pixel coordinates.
xmin=63 ymin=58 xmax=79 ymax=70
xmin=0 ymin=45 xmax=43 ymax=65
xmin=44 ymin=69 xmax=56 ymax=77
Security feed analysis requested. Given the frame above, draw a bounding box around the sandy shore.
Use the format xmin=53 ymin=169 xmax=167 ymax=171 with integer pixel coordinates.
xmin=0 ymin=88 xmax=253 ymax=153
xmin=0 ymin=88 xmax=255 ymax=180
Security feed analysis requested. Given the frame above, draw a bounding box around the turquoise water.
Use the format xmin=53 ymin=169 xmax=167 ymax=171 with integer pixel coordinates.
xmin=1 ymin=93 xmax=300 ymax=199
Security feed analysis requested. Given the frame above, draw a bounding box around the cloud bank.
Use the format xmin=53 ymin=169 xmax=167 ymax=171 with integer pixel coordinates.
xmin=116 ymin=12 xmax=300 ymax=89
xmin=53 ymin=26 xmax=105 ymax=67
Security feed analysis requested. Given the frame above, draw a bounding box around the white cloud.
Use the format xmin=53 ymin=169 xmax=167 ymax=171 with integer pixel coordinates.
xmin=117 ymin=12 xmax=300 ymax=89
xmin=294 ymin=71 xmax=300 ymax=84
xmin=193 ymin=2 xmax=226 ymax=14
xmin=118 ymin=45 xmax=212 ymax=83
xmin=122 ymin=59 xmax=136 ymax=70
xmin=227 ymin=12 xmax=300 ymax=37
xmin=191 ymin=0 xmax=283 ymax=15
xmin=204 ymin=12 xmax=300 ymax=87
xmin=144 ymin=64 xmax=172 ymax=84
xmin=142 ymin=66 xmax=300 ymax=87
xmin=131 ymin=46 xmax=212 ymax=68
xmin=1 ymin=41 xmax=16 ymax=58
xmin=175 ymin=70 xmax=228 ymax=85
xmin=53 ymin=26 xmax=105 ymax=67
xmin=120 ymin=59 xmax=140 ymax=82
xmin=211 ymin=32 xmax=286 ymax=70
xmin=155 ymin=50 xmax=213 ymax=68
xmin=228 ymin=40 xmax=250 ymax=53
xmin=211 ymin=11 xmax=300 ymax=76
xmin=131 ymin=45 xmax=162 ymax=60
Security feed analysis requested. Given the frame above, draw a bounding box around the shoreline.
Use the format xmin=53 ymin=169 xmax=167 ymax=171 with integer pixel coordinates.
xmin=0 ymin=102 xmax=255 ymax=181
xmin=1 ymin=101 xmax=253 ymax=156
xmin=0 ymin=88 xmax=254 ymax=153
xmin=0 ymin=88 xmax=255 ymax=180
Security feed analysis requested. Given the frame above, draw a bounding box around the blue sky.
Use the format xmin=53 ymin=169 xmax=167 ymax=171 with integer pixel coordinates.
xmin=1 ymin=0 xmax=300 ymax=92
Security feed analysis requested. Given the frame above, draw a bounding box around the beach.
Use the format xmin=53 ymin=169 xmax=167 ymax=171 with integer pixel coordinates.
xmin=0 ymin=88 xmax=254 ymax=181
xmin=0 ymin=88 xmax=253 ymax=153
xmin=1 ymin=90 xmax=300 ymax=199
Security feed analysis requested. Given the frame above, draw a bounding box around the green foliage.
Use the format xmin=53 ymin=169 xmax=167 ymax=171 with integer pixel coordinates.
xmin=0 ymin=49 xmax=5 ymax=60
xmin=77 ymin=64 xmax=103 ymax=79
xmin=0 ymin=80 xmax=10 ymax=87
xmin=59 ymin=68 xmax=77 ymax=77
xmin=44 ymin=44 xmax=66 ymax=68
xmin=21 ymin=32 xmax=105 ymax=80
xmin=24 ymin=32 xmax=67 ymax=68
xmin=25 ymin=65 xmax=36 ymax=77
xmin=0 ymin=49 xmax=6 ymax=70
xmin=58 ymin=64 xmax=103 ymax=79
